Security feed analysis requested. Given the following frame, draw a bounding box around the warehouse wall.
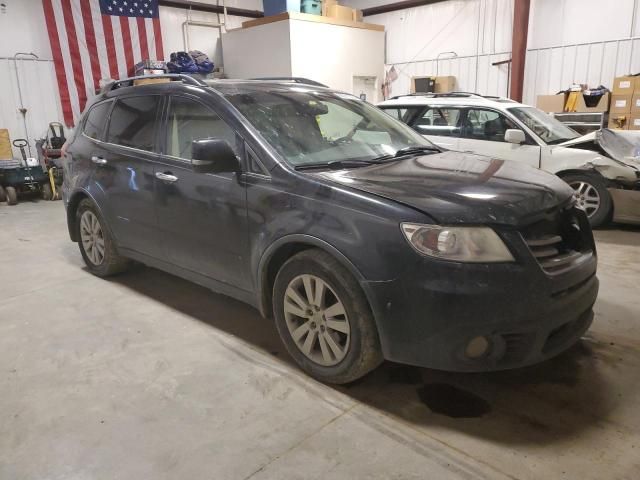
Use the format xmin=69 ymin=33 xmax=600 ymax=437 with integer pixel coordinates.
xmin=0 ymin=0 xmax=257 ymax=158
xmin=346 ymin=0 xmax=640 ymax=104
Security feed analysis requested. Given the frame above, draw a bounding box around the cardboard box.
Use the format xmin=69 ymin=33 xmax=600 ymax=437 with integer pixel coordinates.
xmin=612 ymin=75 xmax=640 ymax=95
xmin=434 ymin=75 xmax=456 ymax=93
xmin=632 ymin=93 xmax=640 ymax=114
xmin=608 ymin=113 xmax=630 ymax=130
xmin=0 ymin=129 xmax=12 ymax=159
xmin=610 ymin=94 xmax=633 ymax=113
xmin=322 ymin=0 xmax=337 ymax=16
xmin=629 ymin=114 xmax=640 ymax=130
xmin=326 ymin=4 xmax=354 ymax=21
xmin=575 ymin=92 xmax=609 ymax=113
xmin=536 ymin=94 xmax=566 ymax=112
xmin=133 ymin=77 xmax=171 ymax=86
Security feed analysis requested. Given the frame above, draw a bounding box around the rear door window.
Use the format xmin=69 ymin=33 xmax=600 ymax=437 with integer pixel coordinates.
xmin=106 ymin=96 xmax=160 ymax=151
xmin=83 ymin=101 xmax=112 ymax=141
xmin=412 ymin=107 xmax=461 ymax=137
xmin=380 ymin=107 xmax=421 ymax=123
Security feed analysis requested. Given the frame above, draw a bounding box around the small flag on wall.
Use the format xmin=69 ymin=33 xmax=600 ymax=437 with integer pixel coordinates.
xmin=42 ymin=0 xmax=165 ymax=126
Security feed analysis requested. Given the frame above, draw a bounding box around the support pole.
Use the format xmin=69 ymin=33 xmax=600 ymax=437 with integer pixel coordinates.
xmin=510 ymin=0 xmax=530 ymax=102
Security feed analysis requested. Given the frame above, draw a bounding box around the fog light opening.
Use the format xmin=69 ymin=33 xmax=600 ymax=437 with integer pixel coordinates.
xmin=465 ymin=336 xmax=490 ymax=359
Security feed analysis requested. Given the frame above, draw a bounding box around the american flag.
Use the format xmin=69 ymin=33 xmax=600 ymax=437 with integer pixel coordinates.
xmin=42 ymin=0 xmax=164 ymax=127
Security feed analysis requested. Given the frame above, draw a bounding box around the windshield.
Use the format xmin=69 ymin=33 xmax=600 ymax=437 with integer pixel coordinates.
xmin=219 ymin=87 xmax=434 ymax=166
xmin=508 ymin=106 xmax=579 ymax=145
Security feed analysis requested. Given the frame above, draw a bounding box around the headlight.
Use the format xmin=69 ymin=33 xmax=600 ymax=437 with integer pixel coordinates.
xmin=401 ymin=223 xmax=514 ymax=262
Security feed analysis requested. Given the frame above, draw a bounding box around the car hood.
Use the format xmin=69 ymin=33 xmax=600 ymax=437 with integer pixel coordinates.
xmin=312 ymin=151 xmax=575 ymax=226
xmin=558 ymin=129 xmax=640 ymax=167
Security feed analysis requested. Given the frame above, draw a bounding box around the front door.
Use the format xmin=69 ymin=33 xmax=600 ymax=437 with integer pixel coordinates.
xmin=154 ymin=94 xmax=250 ymax=291
xmin=97 ymin=95 xmax=163 ymax=258
xmin=456 ymin=108 xmax=541 ymax=167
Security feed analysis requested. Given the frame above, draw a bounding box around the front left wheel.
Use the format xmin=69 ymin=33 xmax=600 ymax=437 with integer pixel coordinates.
xmin=273 ymin=249 xmax=383 ymax=384
xmin=561 ymin=173 xmax=612 ymax=228
xmin=75 ymin=199 xmax=130 ymax=277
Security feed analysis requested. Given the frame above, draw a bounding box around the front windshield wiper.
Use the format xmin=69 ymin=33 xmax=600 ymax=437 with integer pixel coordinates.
xmin=368 ymin=145 xmax=442 ymax=163
xmin=294 ymin=159 xmax=376 ymax=171
xmin=393 ymin=145 xmax=441 ymax=157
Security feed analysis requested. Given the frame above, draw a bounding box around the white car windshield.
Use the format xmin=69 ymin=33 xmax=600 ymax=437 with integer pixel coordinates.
xmin=508 ymin=107 xmax=579 ymax=145
xmin=218 ymin=86 xmax=435 ymax=167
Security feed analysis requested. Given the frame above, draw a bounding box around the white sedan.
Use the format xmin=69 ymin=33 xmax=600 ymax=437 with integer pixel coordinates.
xmin=378 ymin=93 xmax=640 ymax=227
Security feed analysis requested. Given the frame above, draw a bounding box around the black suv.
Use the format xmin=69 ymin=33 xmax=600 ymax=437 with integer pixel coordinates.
xmin=62 ymin=75 xmax=598 ymax=383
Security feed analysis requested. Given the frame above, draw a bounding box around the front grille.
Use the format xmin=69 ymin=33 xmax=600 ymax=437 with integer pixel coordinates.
xmin=521 ymin=207 xmax=592 ymax=275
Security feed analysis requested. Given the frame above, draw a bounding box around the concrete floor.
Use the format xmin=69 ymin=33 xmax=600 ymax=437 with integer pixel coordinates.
xmin=1 ymin=200 xmax=639 ymax=480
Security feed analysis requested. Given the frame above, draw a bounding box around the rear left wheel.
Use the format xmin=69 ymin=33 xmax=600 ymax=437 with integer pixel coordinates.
xmin=273 ymin=249 xmax=382 ymax=384
xmin=76 ymin=199 xmax=130 ymax=277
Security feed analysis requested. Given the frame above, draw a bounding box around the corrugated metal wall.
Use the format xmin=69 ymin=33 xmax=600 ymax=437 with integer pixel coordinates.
xmin=351 ymin=0 xmax=640 ymax=104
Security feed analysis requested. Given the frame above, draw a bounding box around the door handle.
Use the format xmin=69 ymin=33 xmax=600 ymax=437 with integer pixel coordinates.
xmin=155 ymin=171 xmax=178 ymax=183
xmin=91 ymin=156 xmax=107 ymax=165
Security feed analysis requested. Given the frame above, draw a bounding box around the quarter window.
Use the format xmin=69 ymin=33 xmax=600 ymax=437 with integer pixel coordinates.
xmin=167 ymin=96 xmax=237 ymax=160
xmin=461 ymin=109 xmax=518 ymax=142
xmin=83 ymin=101 xmax=112 ymax=141
xmin=106 ymin=96 xmax=159 ymax=151
xmin=412 ymin=107 xmax=461 ymax=137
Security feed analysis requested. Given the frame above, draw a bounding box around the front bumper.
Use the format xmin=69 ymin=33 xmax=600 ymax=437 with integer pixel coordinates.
xmin=363 ymin=233 xmax=598 ymax=372
xmin=609 ymin=188 xmax=640 ymax=225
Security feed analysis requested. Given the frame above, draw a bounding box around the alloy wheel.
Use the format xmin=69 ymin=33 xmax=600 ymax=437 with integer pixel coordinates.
xmin=80 ymin=210 xmax=105 ymax=266
xmin=570 ymin=181 xmax=600 ymax=218
xmin=283 ymin=274 xmax=351 ymax=366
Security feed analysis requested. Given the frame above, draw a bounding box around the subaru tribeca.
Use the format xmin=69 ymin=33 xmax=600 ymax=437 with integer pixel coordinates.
xmin=62 ymin=75 xmax=598 ymax=384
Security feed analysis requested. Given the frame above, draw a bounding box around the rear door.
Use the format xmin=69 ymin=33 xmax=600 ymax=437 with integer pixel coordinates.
xmin=97 ymin=95 xmax=164 ymax=258
xmin=408 ymin=106 xmax=462 ymax=150
xmin=457 ymin=107 xmax=541 ymax=167
xmin=154 ymin=94 xmax=250 ymax=290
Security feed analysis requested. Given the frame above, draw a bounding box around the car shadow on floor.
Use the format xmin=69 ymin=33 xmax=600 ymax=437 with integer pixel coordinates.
xmin=109 ymin=264 xmax=631 ymax=447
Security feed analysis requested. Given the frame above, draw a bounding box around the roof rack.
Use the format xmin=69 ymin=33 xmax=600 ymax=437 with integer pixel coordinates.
xmin=104 ymin=74 xmax=207 ymax=92
xmin=388 ymin=91 xmax=511 ymax=100
xmin=250 ymin=77 xmax=329 ymax=88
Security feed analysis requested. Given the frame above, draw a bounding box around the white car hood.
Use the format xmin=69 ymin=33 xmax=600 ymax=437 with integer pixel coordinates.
xmin=556 ymin=129 xmax=640 ymax=167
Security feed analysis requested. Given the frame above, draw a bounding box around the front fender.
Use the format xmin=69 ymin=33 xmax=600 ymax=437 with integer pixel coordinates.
xmin=543 ymin=146 xmax=637 ymax=183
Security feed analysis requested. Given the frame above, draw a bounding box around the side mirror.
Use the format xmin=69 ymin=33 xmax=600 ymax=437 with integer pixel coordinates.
xmin=191 ymin=139 xmax=239 ymax=174
xmin=504 ymin=129 xmax=526 ymax=144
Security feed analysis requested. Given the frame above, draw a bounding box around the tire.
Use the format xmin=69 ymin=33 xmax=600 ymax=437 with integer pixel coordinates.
xmin=5 ymin=186 xmax=17 ymax=205
xmin=75 ymin=198 xmax=130 ymax=277
xmin=41 ymin=183 xmax=52 ymax=201
xmin=273 ymin=249 xmax=383 ymax=384
xmin=0 ymin=186 xmax=5 ymax=203
xmin=560 ymin=173 xmax=612 ymax=228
